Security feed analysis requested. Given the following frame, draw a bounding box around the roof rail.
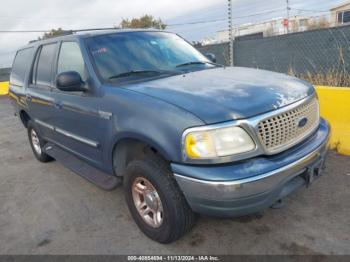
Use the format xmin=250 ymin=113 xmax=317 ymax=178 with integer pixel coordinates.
xmin=28 ymin=27 xmax=121 ymax=44
xmin=72 ymin=27 xmax=120 ymax=33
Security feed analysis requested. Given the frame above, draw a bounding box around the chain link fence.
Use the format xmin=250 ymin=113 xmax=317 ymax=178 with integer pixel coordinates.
xmin=0 ymin=68 xmax=11 ymax=82
xmin=196 ymin=22 xmax=350 ymax=87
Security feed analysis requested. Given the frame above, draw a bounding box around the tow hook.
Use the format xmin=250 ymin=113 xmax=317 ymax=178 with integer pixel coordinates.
xmin=271 ymin=199 xmax=285 ymax=209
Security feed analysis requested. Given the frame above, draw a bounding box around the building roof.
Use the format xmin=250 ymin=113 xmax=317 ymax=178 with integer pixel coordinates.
xmin=330 ymin=1 xmax=350 ymax=11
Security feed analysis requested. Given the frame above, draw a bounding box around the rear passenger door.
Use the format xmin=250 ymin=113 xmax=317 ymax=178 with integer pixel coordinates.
xmin=27 ymin=43 xmax=58 ymax=140
xmin=50 ymin=41 xmax=104 ymax=165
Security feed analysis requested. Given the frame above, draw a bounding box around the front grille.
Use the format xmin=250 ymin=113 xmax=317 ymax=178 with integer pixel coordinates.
xmin=257 ymin=96 xmax=320 ymax=153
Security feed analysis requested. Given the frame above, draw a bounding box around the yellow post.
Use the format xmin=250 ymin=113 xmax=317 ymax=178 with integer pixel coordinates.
xmin=0 ymin=81 xmax=9 ymax=95
xmin=315 ymin=86 xmax=350 ymax=156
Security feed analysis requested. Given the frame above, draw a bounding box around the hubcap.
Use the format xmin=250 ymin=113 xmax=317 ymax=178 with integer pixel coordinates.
xmin=31 ymin=129 xmax=42 ymax=155
xmin=132 ymin=177 xmax=163 ymax=228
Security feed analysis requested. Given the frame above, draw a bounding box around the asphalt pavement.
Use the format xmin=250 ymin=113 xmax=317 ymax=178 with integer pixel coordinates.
xmin=0 ymin=97 xmax=349 ymax=255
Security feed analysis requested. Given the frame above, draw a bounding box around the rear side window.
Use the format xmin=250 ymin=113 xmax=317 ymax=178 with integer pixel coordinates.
xmin=10 ymin=47 xmax=34 ymax=87
xmin=57 ymin=42 xmax=86 ymax=79
xmin=33 ymin=43 xmax=57 ymax=87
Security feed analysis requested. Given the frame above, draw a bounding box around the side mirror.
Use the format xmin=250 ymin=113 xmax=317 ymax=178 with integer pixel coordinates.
xmin=204 ymin=53 xmax=217 ymax=63
xmin=56 ymin=71 xmax=86 ymax=92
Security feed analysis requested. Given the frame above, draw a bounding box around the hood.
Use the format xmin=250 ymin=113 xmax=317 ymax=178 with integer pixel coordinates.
xmin=121 ymin=67 xmax=315 ymax=124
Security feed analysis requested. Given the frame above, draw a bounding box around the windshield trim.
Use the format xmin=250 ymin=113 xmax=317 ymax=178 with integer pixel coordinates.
xmin=83 ymin=29 xmax=169 ymax=40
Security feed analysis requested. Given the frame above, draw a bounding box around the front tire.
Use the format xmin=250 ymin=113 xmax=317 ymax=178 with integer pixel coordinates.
xmin=124 ymin=155 xmax=196 ymax=243
xmin=27 ymin=120 xmax=53 ymax=163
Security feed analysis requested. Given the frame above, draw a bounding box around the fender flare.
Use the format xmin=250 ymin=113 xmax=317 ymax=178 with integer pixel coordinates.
xmin=106 ymin=131 xmax=173 ymax=176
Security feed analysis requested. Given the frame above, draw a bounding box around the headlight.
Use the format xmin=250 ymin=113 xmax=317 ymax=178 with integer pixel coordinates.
xmin=184 ymin=126 xmax=255 ymax=159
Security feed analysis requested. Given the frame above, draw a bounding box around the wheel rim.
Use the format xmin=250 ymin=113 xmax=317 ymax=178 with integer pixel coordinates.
xmin=31 ymin=129 xmax=42 ymax=155
xmin=132 ymin=177 xmax=163 ymax=228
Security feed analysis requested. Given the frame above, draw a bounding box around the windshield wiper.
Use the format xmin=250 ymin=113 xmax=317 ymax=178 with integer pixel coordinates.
xmin=175 ymin=61 xmax=222 ymax=68
xmin=108 ymin=70 xmax=169 ymax=80
xmin=176 ymin=61 xmax=207 ymax=68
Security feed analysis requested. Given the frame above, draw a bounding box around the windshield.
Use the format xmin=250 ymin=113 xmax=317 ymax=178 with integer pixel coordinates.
xmin=85 ymin=31 xmax=213 ymax=81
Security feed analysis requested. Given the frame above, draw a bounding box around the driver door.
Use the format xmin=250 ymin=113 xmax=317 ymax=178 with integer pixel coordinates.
xmin=50 ymin=41 xmax=105 ymax=165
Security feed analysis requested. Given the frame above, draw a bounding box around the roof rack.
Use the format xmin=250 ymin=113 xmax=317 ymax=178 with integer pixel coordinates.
xmin=72 ymin=27 xmax=120 ymax=33
xmin=28 ymin=27 xmax=121 ymax=44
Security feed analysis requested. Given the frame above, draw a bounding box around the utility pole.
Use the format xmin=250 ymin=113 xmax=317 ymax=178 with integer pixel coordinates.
xmin=228 ymin=0 xmax=233 ymax=66
xmin=286 ymin=0 xmax=291 ymax=33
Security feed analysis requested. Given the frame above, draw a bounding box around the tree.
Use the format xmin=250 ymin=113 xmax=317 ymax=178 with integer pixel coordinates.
xmin=39 ymin=28 xmax=71 ymax=40
xmin=120 ymin=15 xmax=166 ymax=29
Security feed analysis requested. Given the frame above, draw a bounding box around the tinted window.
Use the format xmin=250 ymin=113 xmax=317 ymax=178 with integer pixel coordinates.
xmin=10 ymin=47 xmax=34 ymax=87
xmin=57 ymin=42 xmax=86 ymax=79
xmin=35 ymin=43 xmax=57 ymax=86
xmin=343 ymin=11 xmax=350 ymax=23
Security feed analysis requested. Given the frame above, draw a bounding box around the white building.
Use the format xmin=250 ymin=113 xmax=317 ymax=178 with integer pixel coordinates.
xmin=212 ymin=16 xmax=321 ymax=44
xmin=330 ymin=1 xmax=350 ymax=26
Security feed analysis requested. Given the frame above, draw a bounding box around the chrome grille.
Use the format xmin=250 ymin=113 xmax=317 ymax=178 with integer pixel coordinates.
xmin=257 ymin=97 xmax=320 ymax=153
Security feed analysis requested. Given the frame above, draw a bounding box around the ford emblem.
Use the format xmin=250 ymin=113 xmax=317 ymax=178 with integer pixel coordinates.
xmin=298 ymin=117 xmax=308 ymax=128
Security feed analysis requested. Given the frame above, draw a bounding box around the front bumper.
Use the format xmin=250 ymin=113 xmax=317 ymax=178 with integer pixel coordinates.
xmin=172 ymin=119 xmax=331 ymax=217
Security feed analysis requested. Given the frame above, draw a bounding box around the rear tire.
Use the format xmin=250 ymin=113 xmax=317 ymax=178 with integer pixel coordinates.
xmin=124 ymin=154 xmax=196 ymax=243
xmin=27 ymin=120 xmax=53 ymax=163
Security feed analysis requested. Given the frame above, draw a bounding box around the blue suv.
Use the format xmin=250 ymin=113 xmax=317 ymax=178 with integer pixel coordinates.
xmin=9 ymin=29 xmax=330 ymax=243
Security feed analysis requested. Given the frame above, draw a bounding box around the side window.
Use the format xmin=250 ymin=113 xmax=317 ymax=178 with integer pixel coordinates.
xmin=10 ymin=47 xmax=34 ymax=87
xmin=57 ymin=42 xmax=86 ymax=79
xmin=338 ymin=12 xmax=343 ymax=23
xmin=338 ymin=11 xmax=350 ymax=24
xmin=34 ymin=43 xmax=57 ymax=87
xmin=343 ymin=11 xmax=350 ymax=24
